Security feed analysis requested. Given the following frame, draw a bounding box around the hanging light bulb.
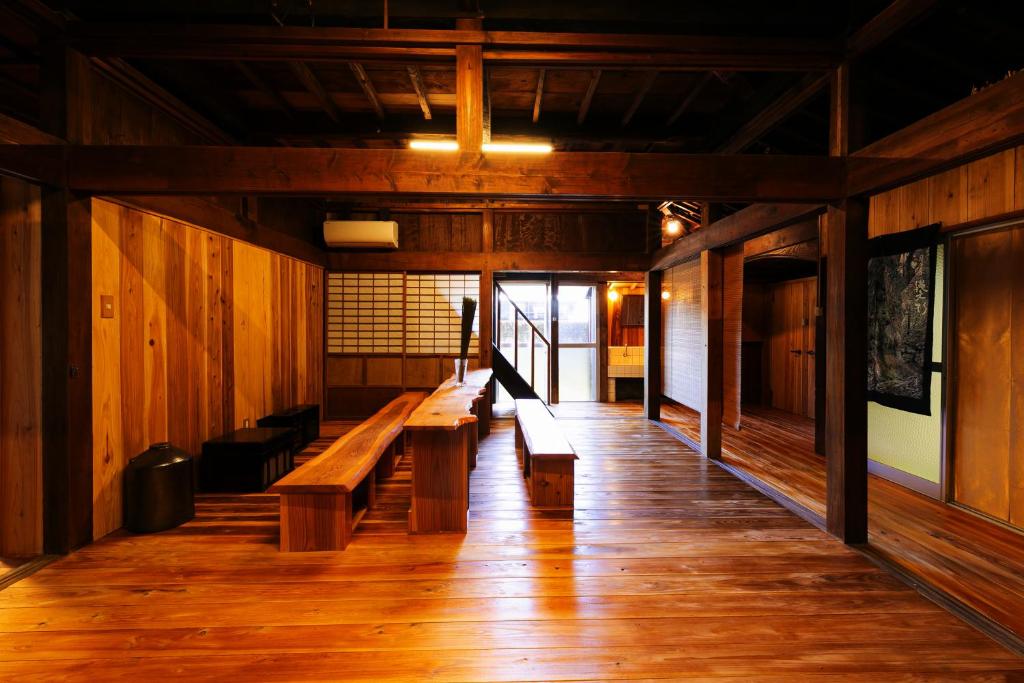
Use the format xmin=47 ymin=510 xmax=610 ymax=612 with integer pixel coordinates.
xmin=661 ymin=290 xmax=670 ymax=300
xmin=663 ymin=215 xmax=683 ymax=236
xmin=607 ymin=289 xmax=620 ymax=302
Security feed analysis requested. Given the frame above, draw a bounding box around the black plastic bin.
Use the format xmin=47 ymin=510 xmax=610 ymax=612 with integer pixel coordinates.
xmin=123 ymin=442 xmax=195 ymax=533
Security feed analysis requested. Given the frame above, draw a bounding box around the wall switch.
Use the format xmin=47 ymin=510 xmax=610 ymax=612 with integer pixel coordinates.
xmin=100 ymin=294 xmax=115 ymax=319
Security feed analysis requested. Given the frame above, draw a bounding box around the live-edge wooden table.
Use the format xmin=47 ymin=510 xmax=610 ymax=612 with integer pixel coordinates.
xmin=405 ymin=368 xmax=492 ymax=534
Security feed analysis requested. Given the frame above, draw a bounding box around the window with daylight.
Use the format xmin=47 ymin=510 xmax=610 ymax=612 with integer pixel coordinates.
xmin=326 ymin=272 xmax=480 ymax=355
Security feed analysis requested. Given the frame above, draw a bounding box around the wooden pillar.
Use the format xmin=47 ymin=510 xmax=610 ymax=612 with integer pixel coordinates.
xmin=40 ymin=44 xmax=94 ymax=553
xmin=455 ymin=44 xmax=484 ymax=152
xmin=41 ymin=189 xmax=94 ymax=554
xmin=825 ymin=62 xmax=868 ymax=544
xmin=701 ymin=250 xmax=724 ymax=459
xmin=643 ymin=270 xmax=662 ymax=420
xmin=478 ymin=267 xmax=493 ymax=437
xmin=815 ymin=215 xmax=827 ymax=455
xmin=722 ymin=245 xmax=744 ymax=430
xmin=597 ymin=280 xmax=609 ymax=402
xmin=481 ymin=208 xmax=494 ymax=253
xmin=550 ymin=275 xmax=559 ymax=404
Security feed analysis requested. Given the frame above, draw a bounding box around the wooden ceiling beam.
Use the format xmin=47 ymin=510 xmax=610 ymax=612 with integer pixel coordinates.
xmin=577 ymin=69 xmax=602 ymax=125
xmin=67 ymin=22 xmax=841 ymax=70
xmin=651 ymin=203 xmax=826 ymax=270
xmin=667 ymin=72 xmax=713 ymax=126
xmin=289 ymin=61 xmax=342 ymax=123
xmin=0 ymin=145 xmax=845 ymax=202
xmin=532 ymin=68 xmax=545 ymax=123
xmin=406 ymin=66 xmax=432 ymax=120
xmin=846 ymin=0 xmax=942 ymax=59
xmin=234 ymin=60 xmax=294 ymax=120
xmin=621 ymin=70 xmax=658 ymax=127
xmin=327 ymin=250 xmax=651 ymax=273
xmin=716 ymin=73 xmax=830 ymax=153
xmin=350 ymin=62 xmax=385 ymax=119
xmin=705 ymin=0 xmax=941 ymax=154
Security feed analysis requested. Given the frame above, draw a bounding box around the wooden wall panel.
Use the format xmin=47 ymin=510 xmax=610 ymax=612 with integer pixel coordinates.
xmin=868 ymin=145 xmax=1024 ymax=237
xmin=494 ymin=211 xmax=646 ymax=253
xmin=66 ymin=51 xmax=209 ymax=146
xmin=394 ymin=213 xmax=483 ymax=252
xmin=607 ymin=285 xmax=645 ymax=347
xmin=0 ymin=177 xmax=42 ymax=557
xmin=91 ymin=199 xmax=323 ymax=539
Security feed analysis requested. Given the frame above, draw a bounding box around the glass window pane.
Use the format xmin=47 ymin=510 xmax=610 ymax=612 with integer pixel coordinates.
xmin=559 ymin=347 xmax=597 ymax=401
xmin=558 ymin=285 xmax=595 ymax=343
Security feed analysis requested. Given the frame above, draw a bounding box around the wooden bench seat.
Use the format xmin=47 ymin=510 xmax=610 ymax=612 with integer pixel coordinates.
xmin=270 ymin=391 xmax=426 ymax=551
xmin=514 ymin=398 xmax=578 ymax=510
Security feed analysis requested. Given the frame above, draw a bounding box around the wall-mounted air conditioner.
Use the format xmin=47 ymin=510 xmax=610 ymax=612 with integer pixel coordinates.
xmin=323 ymin=220 xmax=399 ymax=249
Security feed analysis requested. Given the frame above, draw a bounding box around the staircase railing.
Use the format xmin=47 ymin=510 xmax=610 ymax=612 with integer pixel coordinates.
xmin=494 ymin=282 xmax=551 ymax=403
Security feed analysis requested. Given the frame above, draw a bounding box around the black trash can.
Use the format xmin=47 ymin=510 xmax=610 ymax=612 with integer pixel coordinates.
xmin=123 ymin=442 xmax=195 ymax=533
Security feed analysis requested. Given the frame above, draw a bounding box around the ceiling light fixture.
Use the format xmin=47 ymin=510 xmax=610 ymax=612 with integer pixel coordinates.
xmin=661 ymin=290 xmax=670 ymax=301
xmin=409 ymin=139 xmax=459 ymax=151
xmin=607 ymin=289 xmax=620 ymax=302
xmin=663 ymin=216 xmax=683 ymax=236
xmin=482 ymin=142 xmax=553 ymax=154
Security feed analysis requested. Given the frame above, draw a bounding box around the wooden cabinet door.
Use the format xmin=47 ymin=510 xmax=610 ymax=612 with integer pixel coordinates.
xmin=952 ymin=225 xmax=1024 ymax=527
xmin=769 ymin=277 xmax=817 ymax=418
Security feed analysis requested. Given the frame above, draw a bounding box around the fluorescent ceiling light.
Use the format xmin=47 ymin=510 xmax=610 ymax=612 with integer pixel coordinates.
xmin=482 ymin=142 xmax=553 ymax=154
xmin=409 ymin=139 xmax=459 ymax=151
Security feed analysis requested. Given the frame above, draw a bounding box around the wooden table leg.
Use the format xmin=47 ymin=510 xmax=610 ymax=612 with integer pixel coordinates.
xmin=468 ymin=400 xmax=480 ymax=469
xmin=409 ymin=426 xmax=470 ymax=534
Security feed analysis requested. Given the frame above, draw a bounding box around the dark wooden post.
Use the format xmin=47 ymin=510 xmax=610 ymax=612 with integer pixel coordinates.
xmin=550 ymin=275 xmax=559 ymax=404
xmin=825 ymin=62 xmax=868 ymax=544
xmin=40 ymin=45 xmax=95 ymax=553
xmin=644 ymin=270 xmax=662 ymax=420
xmin=478 ymin=267 xmax=493 ymax=436
xmin=455 ymin=44 xmax=484 ymax=153
xmin=41 ymin=189 xmax=94 ymax=554
xmin=701 ymin=249 xmax=724 ymax=459
xmin=597 ymin=281 xmax=608 ymax=402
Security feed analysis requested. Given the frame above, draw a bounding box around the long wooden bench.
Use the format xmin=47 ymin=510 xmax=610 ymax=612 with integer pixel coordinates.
xmin=269 ymin=391 xmax=426 ymax=552
xmin=514 ymin=398 xmax=578 ymax=510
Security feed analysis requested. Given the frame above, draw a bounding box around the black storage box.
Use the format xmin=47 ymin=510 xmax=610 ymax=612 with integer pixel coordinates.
xmin=200 ymin=427 xmax=296 ymax=492
xmin=123 ymin=442 xmax=195 ymax=533
xmin=257 ymin=404 xmax=320 ymax=449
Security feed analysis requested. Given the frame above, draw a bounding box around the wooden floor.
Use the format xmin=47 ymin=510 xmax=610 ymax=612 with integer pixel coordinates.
xmin=663 ymin=401 xmax=1024 ymax=645
xmin=1 ymin=405 xmax=1022 ymax=680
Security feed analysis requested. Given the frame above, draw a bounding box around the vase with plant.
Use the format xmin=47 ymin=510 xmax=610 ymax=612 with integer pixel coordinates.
xmin=455 ymin=296 xmax=477 ymax=386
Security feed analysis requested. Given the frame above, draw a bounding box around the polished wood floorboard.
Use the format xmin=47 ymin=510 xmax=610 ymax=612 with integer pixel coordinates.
xmin=663 ymin=401 xmax=1024 ymax=642
xmin=0 ymin=405 xmax=1022 ymax=680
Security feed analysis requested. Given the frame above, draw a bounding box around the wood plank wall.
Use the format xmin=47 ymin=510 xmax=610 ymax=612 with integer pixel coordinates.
xmin=867 ymin=146 xmax=1024 ymax=236
xmin=608 ymin=284 xmax=645 ymax=347
xmin=0 ymin=177 xmax=42 ymax=557
xmin=91 ymin=199 xmax=323 ymax=539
